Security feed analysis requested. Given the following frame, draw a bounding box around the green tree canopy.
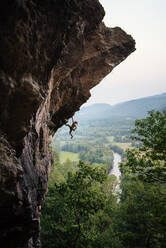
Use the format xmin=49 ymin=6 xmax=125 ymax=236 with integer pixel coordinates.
xmin=41 ymin=161 xmax=108 ymax=248
xmin=131 ymin=110 xmax=166 ymax=160
xmin=121 ymin=110 xmax=166 ymax=183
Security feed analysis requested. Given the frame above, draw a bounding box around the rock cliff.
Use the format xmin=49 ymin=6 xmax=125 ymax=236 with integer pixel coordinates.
xmin=0 ymin=0 xmax=135 ymax=247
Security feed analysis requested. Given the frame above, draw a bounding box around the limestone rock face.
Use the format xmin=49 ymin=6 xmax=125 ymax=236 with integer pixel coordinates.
xmin=0 ymin=0 xmax=135 ymax=247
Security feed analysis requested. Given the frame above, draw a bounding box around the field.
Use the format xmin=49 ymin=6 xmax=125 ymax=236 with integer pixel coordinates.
xmin=52 ymin=117 xmax=135 ymax=167
xmin=107 ymin=136 xmax=114 ymax=142
xmin=112 ymin=142 xmax=131 ymax=151
xmin=60 ymin=151 xmax=79 ymax=163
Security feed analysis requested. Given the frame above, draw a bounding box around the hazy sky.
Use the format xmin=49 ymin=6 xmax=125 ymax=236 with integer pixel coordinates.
xmin=85 ymin=0 xmax=166 ymax=106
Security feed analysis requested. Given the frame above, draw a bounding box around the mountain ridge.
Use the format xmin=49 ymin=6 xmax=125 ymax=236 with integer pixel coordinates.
xmin=77 ymin=92 xmax=166 ymax=120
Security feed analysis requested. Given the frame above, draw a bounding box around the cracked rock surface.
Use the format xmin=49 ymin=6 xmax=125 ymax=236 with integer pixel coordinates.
xmin=0 ymin=0 xmax=135 ymax=247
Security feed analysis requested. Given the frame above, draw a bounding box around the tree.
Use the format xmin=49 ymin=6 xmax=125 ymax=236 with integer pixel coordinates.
xmin=48 ymin=150 xmax=65 ymax=185
xmin=115 ymin=179 xmax=166 ymax=248
xmin=131 ymin=110 xmax=166 ymax=161
xmin=41 ymin=161 xmax=107 ymax=248
xmin=116 ymin=110 xmax=166 ymax=247
xmin=121 ymin=110 xmax=166 ymax=183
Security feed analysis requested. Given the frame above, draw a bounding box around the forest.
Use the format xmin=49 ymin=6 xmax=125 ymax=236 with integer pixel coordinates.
xmin=41 ymin=110 xmax=166 ymax=248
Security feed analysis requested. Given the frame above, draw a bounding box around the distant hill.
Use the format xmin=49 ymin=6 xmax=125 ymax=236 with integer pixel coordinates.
xmin=77 ymin=103 xmax=112 ymax=120
xmin=77 ymin=92 xmax=166 ymax=121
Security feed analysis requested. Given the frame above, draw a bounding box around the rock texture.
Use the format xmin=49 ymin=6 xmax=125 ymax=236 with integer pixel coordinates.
xmin=0 ymin=0 xmax=135 ymax=247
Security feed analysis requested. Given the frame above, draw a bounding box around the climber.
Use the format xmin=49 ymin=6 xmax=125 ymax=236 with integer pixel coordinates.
xmin=65 ymin=117 xmax=78 ymax=139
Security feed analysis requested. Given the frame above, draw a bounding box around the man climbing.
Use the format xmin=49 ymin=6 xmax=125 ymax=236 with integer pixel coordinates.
xmin=65 ymin=117 xmax=78 ymax=139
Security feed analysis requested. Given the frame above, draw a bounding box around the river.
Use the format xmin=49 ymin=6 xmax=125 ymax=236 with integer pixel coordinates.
xmin=109 ymin=152 xmax=122 ymax=189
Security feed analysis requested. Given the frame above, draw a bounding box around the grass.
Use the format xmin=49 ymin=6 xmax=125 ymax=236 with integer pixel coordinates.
xmin=107 ymin=136 xmax=114 ymax=142
xmin=60 ymin=151 xmax=79 ymax=163
xmin=113 ymin=142 xmax=131 ymax=151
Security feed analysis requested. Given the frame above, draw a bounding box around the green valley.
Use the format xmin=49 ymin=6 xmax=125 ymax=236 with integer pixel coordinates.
xmin=52 ymin=92 xmax=166 ymax=167
xmin=41 ymin=93 xmax=166 ymax=248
